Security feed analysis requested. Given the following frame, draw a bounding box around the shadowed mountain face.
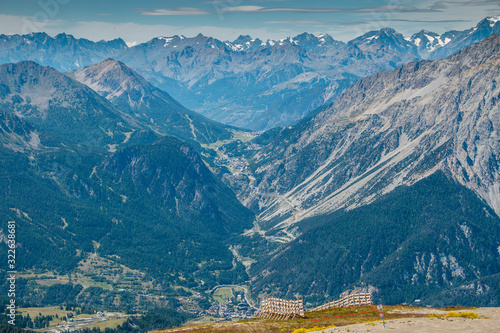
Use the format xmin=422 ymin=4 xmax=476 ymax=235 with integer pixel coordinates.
xmin=98 ymin=136 xmax=254 ymax=236
xmin=228 ymin=34 xmax=500 ymax=240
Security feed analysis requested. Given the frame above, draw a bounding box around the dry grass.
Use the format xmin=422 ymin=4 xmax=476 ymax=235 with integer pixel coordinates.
xmin=437 ymin=306 xmax=470 ymax=311
xmin=158 ymin=305 xmax=429 ymax=333
xmin=18 ymin=306 xmax=70 ymax=318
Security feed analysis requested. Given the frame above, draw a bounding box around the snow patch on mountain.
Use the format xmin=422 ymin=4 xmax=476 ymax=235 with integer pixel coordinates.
xmin=488 ymin=15 xmax=500 ymax=27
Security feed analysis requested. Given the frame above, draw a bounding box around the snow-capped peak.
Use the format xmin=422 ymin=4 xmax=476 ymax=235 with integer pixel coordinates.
xmin=278 ymin=36 xmax=293 ymax=45
xmin=159 ymin=36 xmax=174 ymax=47
xmin=487 ymin=15 xmax=500 ymax=27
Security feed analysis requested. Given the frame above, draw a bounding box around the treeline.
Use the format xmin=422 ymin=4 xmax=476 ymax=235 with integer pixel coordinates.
xmin=15 ymin=314 xmax=53 ymax=329
xmin=0 ymin=294 xmax=189 ymax=331
xmin=250 ymin=172 xmax=500 ymax=306
xmin=0 ymin=324 xmax=34 ymax=333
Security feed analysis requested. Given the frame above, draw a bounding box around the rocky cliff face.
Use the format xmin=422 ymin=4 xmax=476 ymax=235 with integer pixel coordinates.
xmin=235 ymin=34 xmax=500 ymax=239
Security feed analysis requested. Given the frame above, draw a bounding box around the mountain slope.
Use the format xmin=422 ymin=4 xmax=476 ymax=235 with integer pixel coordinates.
xmin=69 ymin=59 xmax=235 ymax=144
xmin=428 ymin=16 xmax=500 ymax=59
xmin=98 ymin=136 xmax=253 ymax=236
xmin=349 ymin=28 xmax=419 ymax=64
xmin=233 ymin=34 xmax=500 ymax=238
xmin=0 ymin=133 xmax=254 ymax=287
xmin=93 ymin=136 xmax=254 ymax=285
xmin=0 ymin=60 xmax=143 ymax=149
xmin=0 ymin=62 xmax=254 ymax=292
xmin=250 ymin=172 xmax=500 ymax=306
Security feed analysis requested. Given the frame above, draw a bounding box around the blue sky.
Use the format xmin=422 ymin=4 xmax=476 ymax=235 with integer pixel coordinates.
xmin=0 ymin=0 xmax=499 ymax=45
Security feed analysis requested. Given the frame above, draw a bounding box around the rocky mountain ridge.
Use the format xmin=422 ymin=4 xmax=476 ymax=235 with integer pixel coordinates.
xmin=230 ymin=34 xmax=500 ymax=241
xmin=68 ymin=58 xmax=236 ymax=145
xmin=2 ymin=17 xmax=500 ymax=130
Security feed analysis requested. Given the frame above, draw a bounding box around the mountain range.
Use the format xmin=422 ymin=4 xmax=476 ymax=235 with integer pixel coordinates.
xmin=1 ymin=18 xmax=500 ymax=311
xmin=228 ymin=34 xmax=500 ymax=305
xmin=230 ymin=33 xmax=500 ymax=238
xmin=1 ymin=16 xmax=500 ymax=130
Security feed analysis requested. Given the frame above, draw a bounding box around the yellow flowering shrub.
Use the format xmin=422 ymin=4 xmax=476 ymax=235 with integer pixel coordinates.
xmin=427 ymin=312 xmax=479 ymax=319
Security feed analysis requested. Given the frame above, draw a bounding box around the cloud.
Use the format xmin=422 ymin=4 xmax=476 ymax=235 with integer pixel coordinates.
xmin=262 ymin=18 xmax=469 ymax=27
xmin=137 ymin=4 xmax=439 ymax=16
xmin=36 ymin=20 xmax=289 ymax=43
xmin=254 ymin=5 xmax=438 ymax=13
xmin=430 ymin=0 xmax=500 ymax=10
xmin=140 ymin=7 xmax=210 ymax=15
xmin=264 ymin=20 xmax=328 ymax=25
xmin=389 ymin=18 xmax=470 ymax=23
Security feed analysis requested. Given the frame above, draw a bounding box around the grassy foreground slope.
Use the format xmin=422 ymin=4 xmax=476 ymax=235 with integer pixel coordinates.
xmin=159 ymin=305 xmax=490 ymax=333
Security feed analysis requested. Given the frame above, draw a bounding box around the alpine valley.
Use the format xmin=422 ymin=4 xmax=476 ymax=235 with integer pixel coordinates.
xmin=0 ymin=15 xmax=500 ymax=330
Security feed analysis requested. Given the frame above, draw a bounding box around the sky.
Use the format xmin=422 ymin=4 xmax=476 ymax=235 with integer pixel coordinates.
xmin=0 ymin=0 xmax=499 ymax=45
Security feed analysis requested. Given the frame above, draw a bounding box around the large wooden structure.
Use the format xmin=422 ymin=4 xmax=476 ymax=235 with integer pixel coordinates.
xmin=258 ymin=297 xmax=305 ymax=320
xmin=312 ymin=292 xmax=373 ymax=312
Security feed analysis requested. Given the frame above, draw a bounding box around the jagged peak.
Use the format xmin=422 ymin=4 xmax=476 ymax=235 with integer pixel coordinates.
xmin=55 ymin=32 xmax=76 ymax=40
xmin=412 ymin=30 xmax=439 ymax=37
xmin=378 ymin=27 xmax=399 ymax=36
xmin=351 ymin=27 xmax=403 ymax=43
xmin=294 ymin=32 xmax=317 ymax=39
xmin=97 ymin=37 xmax=127 ymax=47
xmin=100 ymin=58 xmax=127 ymax=67
xmin=84 ymin=58 xmax=139 ymax=77
xmin=233 ymin=34 xmax=253 ymax=43
xmin=2 ymin=60 xmax=48 ymax=70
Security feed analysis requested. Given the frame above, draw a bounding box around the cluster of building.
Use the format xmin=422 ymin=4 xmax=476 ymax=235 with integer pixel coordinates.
xmin=204 ymin=302 xmax=257 ymax=320
xmin=214 ymin=156 xmax=248 ymax=171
